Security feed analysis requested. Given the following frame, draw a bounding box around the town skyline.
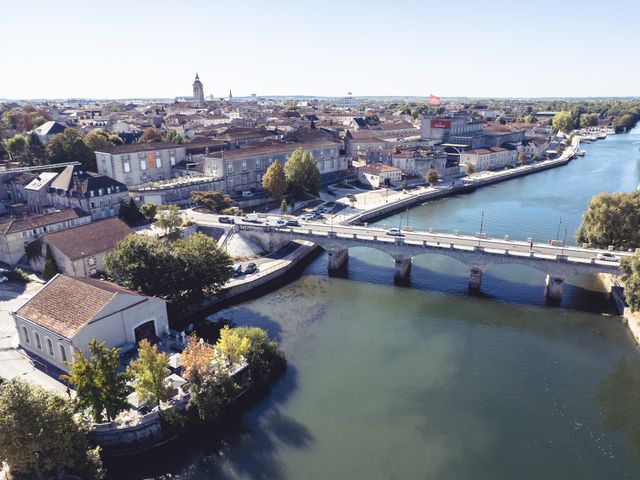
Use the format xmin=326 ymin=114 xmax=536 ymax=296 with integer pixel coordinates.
xmin=2 ymin=0 xmax=639 ymax=100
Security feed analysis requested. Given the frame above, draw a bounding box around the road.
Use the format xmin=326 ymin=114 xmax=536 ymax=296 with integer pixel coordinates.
xmin=247 ymin=221 xmax=632 ymax=267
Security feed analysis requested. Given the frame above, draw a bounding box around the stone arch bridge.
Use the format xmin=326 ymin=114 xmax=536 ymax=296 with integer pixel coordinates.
xmin=235 ymin=223 xmax=627 ymax=301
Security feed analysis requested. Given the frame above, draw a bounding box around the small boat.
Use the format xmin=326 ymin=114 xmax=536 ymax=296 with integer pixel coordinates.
xmin=577 ymin=150 xmax=586 ymax=157
xmin=606 ymin=127 xmax=616 ymax=135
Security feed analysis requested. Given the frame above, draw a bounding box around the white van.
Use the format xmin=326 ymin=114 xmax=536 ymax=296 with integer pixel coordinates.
xmin=266 ymin=216 xmax=286 ymax=227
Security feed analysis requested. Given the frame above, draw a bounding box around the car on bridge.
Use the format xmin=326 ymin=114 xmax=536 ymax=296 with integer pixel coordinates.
xmin=286 ymin=219 xmax=300 ymax=227
xmin=596 ymin=252 xmax=618 ymax=261
xmin=218 ymin=215 xmax=235 ymax=224
xmin=385 ymin=228 xmax=404 ymax=237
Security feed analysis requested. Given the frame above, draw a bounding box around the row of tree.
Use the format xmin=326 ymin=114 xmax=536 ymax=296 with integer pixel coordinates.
xmin=261 ymin=147 xmax=321 ymax=203
xmin=1 ymin=128 xmax=123 ymax=171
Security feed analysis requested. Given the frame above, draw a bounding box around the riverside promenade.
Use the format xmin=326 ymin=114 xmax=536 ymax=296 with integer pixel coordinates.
xmin=341 ymin=137 xmax=580 ymax=226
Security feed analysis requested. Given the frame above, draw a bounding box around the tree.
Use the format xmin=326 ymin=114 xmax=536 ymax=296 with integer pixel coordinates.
xmin=128 ymin=339 xmax=171 ymax=406
xmin=233 ymin=327 xmax=287 ymax=388
xmin=174 ymin=232 xmax=233 ymax=301
xmin=6 ymin=134 xmax=29 ymax=160
xmin=43 ymin=244 xmax=59 ymax=280
xmin=140 ymin=202 xmax=157 ymax=223
xmin=154 ymin=204 xmax=183 ymax=237
xmin=576 ymin=192 xmax=640 ymax=249
xmin=140 ymin=127 xmax=164 ymax=143
xmin=180 ymin=334 xmax=215 ymax=386
xmin=47 ymin=128 xmax=96 ymax=170
xmin=464 ymin=163 xmax=475 ymax=175
xmin=280 ymin=198 xmax=288 ymax=214
xmin=105 ymin=233 xmax=180 ymax=298
xmin=105 ymin=232 xmax=232 ymax=304
xmin=62 ymin=338 xmax=131 ymax=423
xmin=164 ymin=130 xmax=186 ymax=144
xmin=190 ymin=190 xmax=236 ymax=213
xmin=215 ymin=325 xmax=250 ymax=367
xmin=580 ymin=113 xmax=599 ymax=128
xmin=426 ymin=169 xmax=439 ymax=184
xmin=284 ymin=148 xmax=321 ymax=197
xmin=262 ymin=160 xmax=288 ymax=203
xmin=0 ymin=379 xmax=104 ymax=479
xmin=551 ymin=111 xmax=574 ymax=134
xmin=28 ymin=133 xmax=48 ymax=165
xmin=118 ymin=198 xmax=145 ymax=225
xmin=84 ymin=130 xmax=114 ymax=152
xmin=621 ymin=253 xmax=640 ymax=312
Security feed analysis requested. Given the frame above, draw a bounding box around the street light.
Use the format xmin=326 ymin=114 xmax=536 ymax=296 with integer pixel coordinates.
xmin=478 ymin=210 xmax=485 ymax=247
xmin=561 ymin=226 xmax=567 ymax=256
xmin=556 ymin=217 xmax=563 ymax=241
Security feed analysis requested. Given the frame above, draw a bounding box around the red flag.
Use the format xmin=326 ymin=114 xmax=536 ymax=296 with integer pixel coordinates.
xmin=429 ymin=94 xmax=441 ymax=106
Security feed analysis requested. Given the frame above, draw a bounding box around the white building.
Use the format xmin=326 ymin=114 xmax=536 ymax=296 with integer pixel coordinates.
xmin=12 ymin=275 xmax=169 ymax=372
xmin=358 ymin=163 xmax=402 ymax=188
xmin=459 ymin=147 xmax=516 ymax=172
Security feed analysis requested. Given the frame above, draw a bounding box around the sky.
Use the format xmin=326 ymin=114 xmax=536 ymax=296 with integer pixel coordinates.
xmin=1 ymin=0 xmax=639 ymax=99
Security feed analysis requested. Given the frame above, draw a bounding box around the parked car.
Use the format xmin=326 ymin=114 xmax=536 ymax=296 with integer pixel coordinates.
xmin=242 ymin=191 xmax=254 ymax=197
xmin=385 ymin=228 xmax=403 ymax=237
xmin=232 ymin=264 xmax=243 ymax=277
xmin=596 ymin=252 xmax=618 ymax=261
xmin=286 ymin=219 xmax=300 ymax=227
xmin=218 ymin=216 xmax=234 ymax=224
xmin=301 ymin=212 xmax=316 ymax=220
xmin=242 ymin=213 xmax=260 ymax=223
xmin=244 ymin=262 xmax=257 ymax=274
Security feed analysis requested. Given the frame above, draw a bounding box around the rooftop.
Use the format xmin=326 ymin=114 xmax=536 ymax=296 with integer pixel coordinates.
xmin=44 ymin=217 xmax=133 ymax=261
xmin=16 ymin=274 xmax=141 ymax=339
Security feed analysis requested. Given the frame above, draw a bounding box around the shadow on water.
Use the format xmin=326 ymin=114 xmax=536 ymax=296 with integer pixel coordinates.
xmin=105 ymin=365 xmax=312 ymax=480
xmin=339 ymin=254 xmax=617 ymax=315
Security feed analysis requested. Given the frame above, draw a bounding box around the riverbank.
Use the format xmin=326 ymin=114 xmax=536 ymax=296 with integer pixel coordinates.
xmin=345 ymin=137 xmax=579 ymax=225
xmin=599 ymin=273 xmax=640 ymax=346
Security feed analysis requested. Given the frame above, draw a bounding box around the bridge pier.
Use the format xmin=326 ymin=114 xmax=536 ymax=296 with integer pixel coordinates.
xmin=393 ymin=257 xmax=412 ymax=283
xmin=469 ymin=267 xmax=483 ymax=290
xmin=327 ymin=248 xmax=349 ymax=273
xmin=545 ymin=275 xmax=565 ymax=301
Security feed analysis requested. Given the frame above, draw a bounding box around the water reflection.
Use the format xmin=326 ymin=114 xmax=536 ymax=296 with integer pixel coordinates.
xmin=598 ymin=360 xmax=640 ymax=458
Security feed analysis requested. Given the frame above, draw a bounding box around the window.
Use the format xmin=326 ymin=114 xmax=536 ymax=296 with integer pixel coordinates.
xmin=170 ymin=156 xmax=176 ymax=166
xmin=227 ymin=162 xmax=233 ymax=174
xmin=156 ymin=158 xmax=162 ymax=168
xmin=21 ymin=326 xmax=30 ymax=344
xmin=256 ymin=159 xmax=261 ymax=170
xmin=123 ymin=161 xmax=131 ymax=173
xmin=242 ymin=160 xmax=247 ymax=171
xmin=98 ymin=188 xmax=104 ymax=196
xmin=140 ymin=160 xmax=147 ymax=170
xmin=46 ymin=337 xmax=54 ymax=357
xmin=34 ymin=331 xmax=42 ymax=350
xmin=59 ymin=344 xmax=67 ymax=362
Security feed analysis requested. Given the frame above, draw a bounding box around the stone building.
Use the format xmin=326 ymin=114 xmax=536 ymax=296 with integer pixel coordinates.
xmin=193 ymin=73 xmax=206 ymax=108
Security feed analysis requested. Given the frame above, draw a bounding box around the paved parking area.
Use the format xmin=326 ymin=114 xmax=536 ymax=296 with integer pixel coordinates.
xmin=0 ymin=281 xmax=68 ymax=394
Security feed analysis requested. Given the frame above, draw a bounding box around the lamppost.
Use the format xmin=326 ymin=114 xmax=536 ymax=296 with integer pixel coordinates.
xmin=478 ymin=210 xmax=485 ymax=247
xmin=556 ymin=217 xmax=563 ymax=241
xmin=561 ymin=226 xmax=567 ymax=256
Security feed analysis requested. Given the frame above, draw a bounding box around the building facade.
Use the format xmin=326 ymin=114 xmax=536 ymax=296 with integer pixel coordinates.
xmin=94 ymin=143 xmax=187 ymax=187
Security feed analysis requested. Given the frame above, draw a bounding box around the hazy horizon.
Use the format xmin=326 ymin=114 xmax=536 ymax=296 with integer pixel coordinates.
xmin=2 ymin=0 xmax=639 ymax=100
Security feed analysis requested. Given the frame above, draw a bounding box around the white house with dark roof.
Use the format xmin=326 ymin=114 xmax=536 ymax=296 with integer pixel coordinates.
xmin=0 ymin=208 xmax=92 ymax=265
xmin=48 ymin=165 xmax=129 ymax=219
xmin=12 ymin=274 xmax=169 ymax=372
xmin=43 ymin=217 xmax=133 ymax=277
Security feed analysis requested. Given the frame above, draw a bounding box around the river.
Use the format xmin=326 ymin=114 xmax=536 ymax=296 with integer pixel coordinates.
xmin=111 ymin=126 xmax=640 ymax=480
